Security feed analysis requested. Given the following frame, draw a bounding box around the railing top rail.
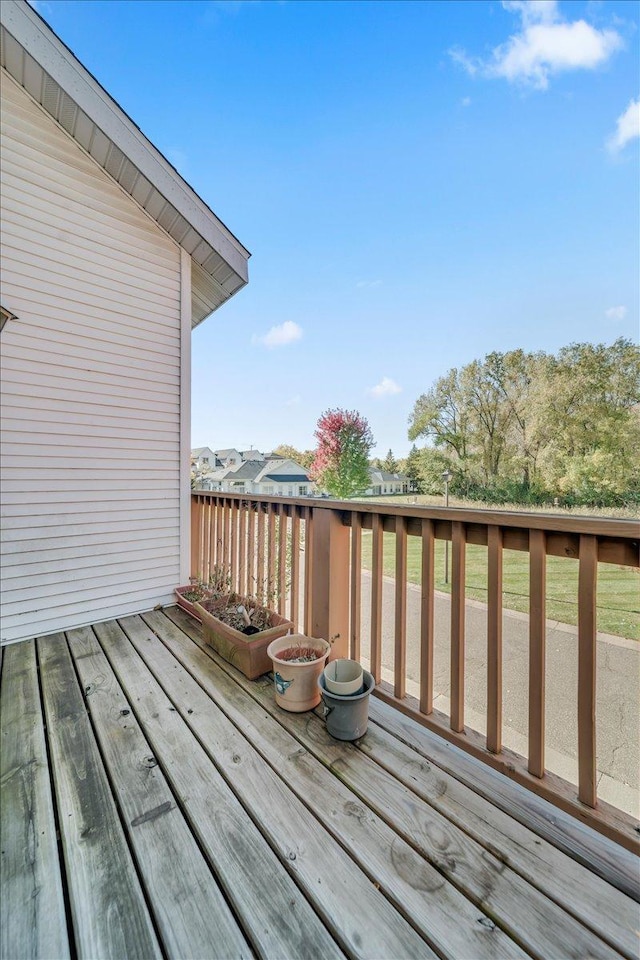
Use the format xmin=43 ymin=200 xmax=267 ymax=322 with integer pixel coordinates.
xmin=191 ymin=491 xmax=639 ymax=541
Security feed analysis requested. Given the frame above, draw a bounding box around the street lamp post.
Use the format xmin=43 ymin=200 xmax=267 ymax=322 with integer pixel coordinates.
xmin=442 ymin=469 xmax=452 ymax=584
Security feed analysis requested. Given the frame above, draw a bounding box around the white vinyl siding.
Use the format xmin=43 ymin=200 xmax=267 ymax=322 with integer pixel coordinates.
xmin=0 ymin=74 xmax=184 ymax=644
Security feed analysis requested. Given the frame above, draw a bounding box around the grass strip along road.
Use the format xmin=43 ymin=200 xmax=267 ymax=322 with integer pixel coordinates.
xmin=360 ymin=532 xmax=639 ymax=640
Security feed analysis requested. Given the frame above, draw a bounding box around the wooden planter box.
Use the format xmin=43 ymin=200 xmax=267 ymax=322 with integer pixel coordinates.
xmin=195 ymin=594 xmax=293 ymax=680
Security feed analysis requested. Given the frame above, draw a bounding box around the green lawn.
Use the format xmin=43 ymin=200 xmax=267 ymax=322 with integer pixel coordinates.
xmin=360 ymin=531 xmax=640 ymax=640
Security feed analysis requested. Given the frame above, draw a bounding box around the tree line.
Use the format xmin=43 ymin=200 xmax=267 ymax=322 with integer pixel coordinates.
xmin=406 ymin=338 xmax=640 ymax=507
xmin=274 ymin=339 xmax=639 ymax=506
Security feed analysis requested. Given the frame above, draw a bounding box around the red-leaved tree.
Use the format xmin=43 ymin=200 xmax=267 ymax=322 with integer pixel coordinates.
xmin=311 ymin=408 xmax=374 ymax=498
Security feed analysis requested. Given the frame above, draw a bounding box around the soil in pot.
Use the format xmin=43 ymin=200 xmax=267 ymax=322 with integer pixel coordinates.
xmin=196 ymin=593 xmax=293 ymax=680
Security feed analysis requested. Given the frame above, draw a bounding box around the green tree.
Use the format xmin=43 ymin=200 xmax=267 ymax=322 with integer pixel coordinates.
xmin=382 ymin=448 xmax=398 ymax=472
xmin=311 ymin=408 xmax=374 ymax=498
xmin=272 ymin=444 xmax=315 ymax=469
xmin=407 ymin=339 xmax=640 ymax=507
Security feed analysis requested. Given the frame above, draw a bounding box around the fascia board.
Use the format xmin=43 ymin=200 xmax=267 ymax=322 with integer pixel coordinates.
xmin=1 ymin=0 xmax=249 ymax=283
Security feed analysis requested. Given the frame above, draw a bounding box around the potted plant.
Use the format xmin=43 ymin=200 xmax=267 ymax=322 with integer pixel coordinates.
xmin=195 ymin=592 xmax=293 ymax=680
xmin=174 ymin=565 xmax=231 ymax=621
xmin=267 ymin=634 xmax=331 ymax=712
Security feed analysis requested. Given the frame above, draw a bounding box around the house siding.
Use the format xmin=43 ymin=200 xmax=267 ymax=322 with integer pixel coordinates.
xmin=0 ymin=74 xmax=183 ymax=643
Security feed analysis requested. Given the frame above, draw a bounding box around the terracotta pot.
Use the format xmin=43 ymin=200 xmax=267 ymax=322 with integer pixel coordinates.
xmin=196 ymin=594 xmax=293 ymax=680
xmin=267 ymin=634 xmax=331 ymax=712
xmin=174 ymin=584 xmax=212 ymax=621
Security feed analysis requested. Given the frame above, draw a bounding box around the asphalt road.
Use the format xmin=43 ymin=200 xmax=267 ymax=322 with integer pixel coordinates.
xmin=356 ymin=572 xmax=639 ymax=817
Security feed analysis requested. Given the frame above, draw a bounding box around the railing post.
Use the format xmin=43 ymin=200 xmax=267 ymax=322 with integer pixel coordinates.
xmin=309 ymin=507 xmax=349 ymax=659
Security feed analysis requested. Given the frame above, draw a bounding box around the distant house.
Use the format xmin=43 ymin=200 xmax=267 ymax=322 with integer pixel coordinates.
xmin=0 ymin=1 xmax=249 ymax=644
xmin=196 ymin=457 xmax=313 ymax=496
xmin=367 ymin=469 xmax=412 ymax=496
xmin=212 ymin=448 xmax=242 ymax=467
xmin=191 ymin=447 xmax=219 ymax=469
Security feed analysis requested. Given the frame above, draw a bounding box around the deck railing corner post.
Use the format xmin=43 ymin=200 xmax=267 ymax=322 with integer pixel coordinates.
xmin=309 ymin=506 xmax=350 ymax=660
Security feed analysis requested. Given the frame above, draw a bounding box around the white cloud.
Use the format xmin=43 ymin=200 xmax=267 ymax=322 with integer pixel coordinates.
xmin=451 ymin=0 xmax=622 ymax=90
xmin=369 ymin=377 xmax=402 ymax=398
xmin=252 ymin=321 xmax=303 ymax=348
xmin=461 ymin=96 xmax=472 ymax=107
xmin=356 ymin=279 xmax=382 ymax=289
xmin=605 ymin=305 xmax=627 ymax=321
xmin=607 ymin=98 xmax=640 ymax=153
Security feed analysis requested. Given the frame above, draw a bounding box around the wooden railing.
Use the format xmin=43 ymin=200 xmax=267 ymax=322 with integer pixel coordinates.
xmin=191 ymin=491 xmax=639 ymax=850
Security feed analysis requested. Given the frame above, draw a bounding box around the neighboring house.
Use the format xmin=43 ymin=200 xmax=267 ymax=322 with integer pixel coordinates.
xmin=367 ymin=469 xmax=412 ymax=496
xmin=191 ymin=446 xmax=219 ymax=469
xmin=195 ymin=458 xmax=313 ymax=496
xmin=0 ymin=1 xmax=250 ymax=644
xmin=212 ymin=448 xmax=242 ymax=467
xmin=252 ymin=459 xmax=312 ymax=497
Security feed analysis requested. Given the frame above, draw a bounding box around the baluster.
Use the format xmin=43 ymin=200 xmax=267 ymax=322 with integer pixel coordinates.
xmin=528 ymin=529 xmax=546 ymax=778
xmin=487 ymin=525 xmax=503 ymax=754
xmin=419 ymin=518 xmax=435 ymax=715
xmin=350 ymin=511 xmax=362 ymax=661
xmin=278 ymin=504 xmax=288 ymax=616
xmin=370 ymin=513 xmax=383 ymax=683
xmin=578 ymin=534 xmax=598 ymax=807
xmin=394 ymin=516 xmax=407 ymax=699
xmin=290 ymin=508 xmax=301 ymax=629
xmin=450 ymin=521 xmax=466 ymax=732
xmin=238 ymin=503 xmax=247 ymax=597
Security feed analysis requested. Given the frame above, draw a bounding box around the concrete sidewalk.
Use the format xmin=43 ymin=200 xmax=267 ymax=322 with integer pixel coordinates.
xmin=357 ymin=572 xmax=639 ymax=818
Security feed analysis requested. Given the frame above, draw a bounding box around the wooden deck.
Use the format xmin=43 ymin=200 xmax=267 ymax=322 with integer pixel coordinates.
xmin=1 ymin=606 xmax=638 ymax=960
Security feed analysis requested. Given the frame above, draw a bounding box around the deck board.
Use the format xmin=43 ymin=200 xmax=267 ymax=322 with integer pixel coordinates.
xmin=161 ymin=610 xmax=625 ymax=960
xmin=37 ymin=634 xmax=162 ymax=960
xmin=0 ymin=641 xmax=70 ymax=960
xmin=1 ymin=606 xmax=638 ymax=960
xmin=66 ymin=624 xmax=252 ymax=960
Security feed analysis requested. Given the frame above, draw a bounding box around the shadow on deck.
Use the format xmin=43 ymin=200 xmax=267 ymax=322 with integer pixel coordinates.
xmin=1 ymin=606 xmax=638 ymax=960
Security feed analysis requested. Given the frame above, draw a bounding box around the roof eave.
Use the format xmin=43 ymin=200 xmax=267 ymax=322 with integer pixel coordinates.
xmin=0 ymin=1 xmax=249 ymax=326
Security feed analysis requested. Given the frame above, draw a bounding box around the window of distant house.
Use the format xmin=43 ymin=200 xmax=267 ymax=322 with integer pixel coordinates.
xmin=202 ymin=457 xmax=209 ymax=464
xmin=265 ymin=485 xmax=274 ymax=495
xmin=299 ymin=485 xmax=307 ymax=495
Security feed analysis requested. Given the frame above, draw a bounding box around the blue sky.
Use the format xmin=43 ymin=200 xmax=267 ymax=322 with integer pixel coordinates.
xmin=33 ymin=0 xmax=639 ymax=458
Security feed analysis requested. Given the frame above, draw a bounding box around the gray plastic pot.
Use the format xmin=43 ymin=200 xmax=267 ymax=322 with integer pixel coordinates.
xmin=318 ymin=670 xmax=375 ymax=741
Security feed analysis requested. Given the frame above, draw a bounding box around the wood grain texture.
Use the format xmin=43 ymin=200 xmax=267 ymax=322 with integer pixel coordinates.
xmin=487 ymin=525 xmax=503 ymax=754
xmin=394 ymin=515 xmax=407 ymax=699
xmin=66 ymin=625 xmax=251 ymax=960
xmin=350 ymin=511 xmax=362 ymax=661
xmin=149 ymin=608 xmax=527 ymax=960
xmin=368 ymin=698 xmax=640 ymax=907
xmin=126 ymin=612 xmax=433 ymax=960
xmin=370 ymin=513 xmax=383 ymax=682
xmin=278 ymin=504 xmax=287 ymax=616
xmin=290 ymin=507 xmax=301 ymax=630
xmin=37 ymin=634 xmax=162 ymax=960
xmin=0 ymin=640 xmax=70 ymax=960
xmin=578 ymin=534 xmax=598 ymax=808
xmin=358 ymin=715 xmax=640 ymax=960
xmin=161 ymin=608 xmax=623 ymax=960
xmin=419 ymin=518 xmax=435 ymax=715
xmin=303 ymin=506 xmax=314 ymax=636
xmin=98 ymin=616 xmax=344 ymax=960
xmin=528 ymin=529 xmax=546 ymax=778
xmin=450 ymin=521 xmax=466 ymax=732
